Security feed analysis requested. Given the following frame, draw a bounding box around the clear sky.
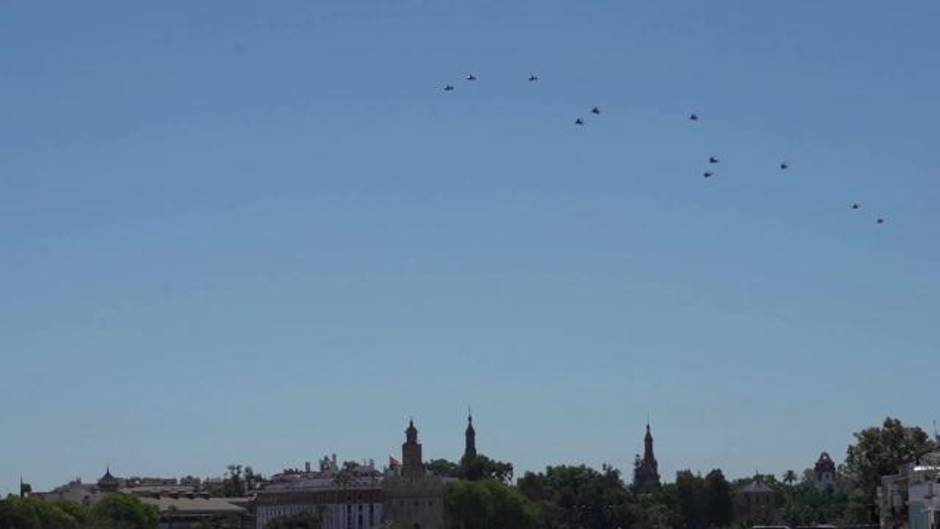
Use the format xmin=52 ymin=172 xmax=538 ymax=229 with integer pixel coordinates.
xmin=2 ymin=1 xmax=939 ymax=495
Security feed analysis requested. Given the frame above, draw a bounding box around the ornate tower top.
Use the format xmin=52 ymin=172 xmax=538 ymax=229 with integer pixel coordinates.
xmin=633 ymin=422 xmax=661 ymax=493
xmin=98 ymin=467 xmax=119 ymax=493
xmin=406 ymin=419 xmax=418 ymax=443
xmin=464 ymin=408 xmax=477 ymax=458
xmin=402 ymin=419 xmax=424 ymax=479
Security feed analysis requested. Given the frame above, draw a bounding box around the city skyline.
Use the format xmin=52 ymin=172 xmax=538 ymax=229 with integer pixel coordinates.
xmin=9 ymin=412 xmax=932 ymax=496
xmin=3 ymin=0 xmax=939 ymax=502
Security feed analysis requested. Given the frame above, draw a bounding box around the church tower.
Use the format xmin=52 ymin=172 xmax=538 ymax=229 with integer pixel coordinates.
xmin=632 ymin=422 xmax=661 ymax=492
xmin=97 ymin=467 xmax=120 ymax=494
xmin=464 ymin=409 xmax=477 ymax=458
xmin=402 ymin=420 xmax=425 ymax=479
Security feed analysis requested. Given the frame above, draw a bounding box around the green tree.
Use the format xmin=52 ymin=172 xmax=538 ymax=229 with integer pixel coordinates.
xmin=89 ymin=494 xmax=158 ymax=529
xmin=842 ymin=417 xmax=936 ymax=523
xmin=517 ymin=464 xmax=638 ymax=529
xmin=782 ymin=470 xmax=798 ymax=487
xmin=0 ymin=497 xmax=87 ymax=529
xmin=459 ymin=455 xmax=514 ymax=484
xmin=780 ymin=482 xmax=849 ymax=526
xmin=225 ymin=465 xmax=244 ymax=497
xmin=426 ymin=459 xmax=461 ymax=478
xmin=674 ymin=471 xmax=702 ymax=529
xmin=445 ymin=479 xmax=538 ymax=529
xmin=701 ymin=470 xmax=732 ymax=528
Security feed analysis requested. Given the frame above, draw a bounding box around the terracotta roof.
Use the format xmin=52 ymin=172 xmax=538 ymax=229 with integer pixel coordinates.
xmin=740 ymin=480 xmax=775 ymax=494
xmin=138 ymin=496 xmax=246 ymax=515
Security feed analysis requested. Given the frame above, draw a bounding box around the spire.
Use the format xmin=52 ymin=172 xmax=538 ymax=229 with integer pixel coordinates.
xmin=633 ymin=421 xmax=661 ymax=493
xmin=464 ymin=406 xmax=477 ymax=458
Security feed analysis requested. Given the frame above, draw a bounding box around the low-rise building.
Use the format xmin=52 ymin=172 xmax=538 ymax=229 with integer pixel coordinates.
xmin=878 ymin=451 xmax=940 ymax=529
xmin=254 ymin=420 xmax=448 ymax=529
xmin=734 ymin=478 xmax=779 ymax=526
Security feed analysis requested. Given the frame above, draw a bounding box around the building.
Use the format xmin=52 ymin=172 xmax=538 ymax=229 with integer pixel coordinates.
xmin=464 ymin=411 xmax=477 ymax=459
xmin=31 ymin=469 xmax=121 ymax=505
xmin=733 ymin=478 xmax=778 ymax=526
xmin=878 ymin=451 xmax=940 ymax=529
xmin=383 ymin=420 xmax=446 ymax=529
xmin=255 ymin=459 xmax=384 ymax=529
xmin=632 ymin=423 xmax=661 ymax=492
xmin=137 ymin=492 xmax=248 ymax=529
xmin=32 ymin=469 xmax=249 ymax=528
xmin=255 ymin=420 xmax=446 ymax=529
xmin=814 ymin=452 xmax=838 ymax=492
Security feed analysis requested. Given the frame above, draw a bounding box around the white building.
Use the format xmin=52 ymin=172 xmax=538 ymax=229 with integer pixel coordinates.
xmin=879 ymin=451 xmax=940 ymax=529
xmin=255 ymin=459 xmax=384 ymax=529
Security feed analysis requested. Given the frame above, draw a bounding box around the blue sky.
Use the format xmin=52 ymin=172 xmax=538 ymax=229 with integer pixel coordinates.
xmin=2 ymin=1 xmax=939 ymax=494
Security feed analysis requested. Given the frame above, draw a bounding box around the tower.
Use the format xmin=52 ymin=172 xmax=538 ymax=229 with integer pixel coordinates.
xmin=632 ymin=422 xmax=661 ymax=492
xmin=97 ymin=467 xmax=119 ymax=493
xmin=402 ymin=420 xmax=425 ymax=479
xmin=464 ymin=409 xmax=477 ymax=458
xmin=19 ymin=476 xmax=32 ymax=498
xmin=813 ymin=452 xmax=837 ymax=491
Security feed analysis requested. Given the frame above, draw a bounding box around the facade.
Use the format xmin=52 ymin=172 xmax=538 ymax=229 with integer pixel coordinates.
xmin=814 ymin=452 xmax=838 ymax=492
xmin=255 ymin=420 xmax=445 ymax=529
xmin=32 ymin=469 xmax=121 ymax=505
xmin=733 ymin=478 xmax=778 ymax=526
xmin=32 ymin=469 xmax=249 ymax=528
xmin=255 ymin=460 xmax=384 ymax=529
xmin=632 ymin=423 xmax=661 ymax=492
xmin=137 ymin=493 xmax=248 ymax=529
xmin=878 ymin=451 xmax=940 ymax=529
xmin=383 ymin=421 xmax=446 ymax=529
xmin=32 ymin=478 xmax=99 ymax=505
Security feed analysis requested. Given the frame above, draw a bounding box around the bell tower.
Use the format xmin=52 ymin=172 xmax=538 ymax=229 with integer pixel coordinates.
xmin=402 ymin=419 xmax=425 ymax=479
xmin=464 ymin=408 xmax=477 ymax=458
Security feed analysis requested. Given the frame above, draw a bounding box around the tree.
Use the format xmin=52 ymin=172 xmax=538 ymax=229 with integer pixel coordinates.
xmin=89 ymin=494 xmax=158 ymax=529
xmin=517 ymin=464 xmax=638 ymax=529
xmin=782 ymin=470 xmax=798 ymax=487
xmin=842 ymin=417 xmax=936 ymax=523
xmin=674 ymin=471 xmax=702 ymax=529
xmin=459 ymin=454 xmax=514 ymax=484
xmin=701 ymin=470 xmax=732 ymax=528
xmin=225 ymin=465 xmax=244 ymax=497
xmin=780 ymin=481 xmax=849 ymax=526
xmin=244 ymin=466 xmax=263 ymax=492
xmin=445 ymin=480 xmax=538 ymax=529
xmin=426 ymin=459 xmax=460 ymax=478
xmin=0 ymin=497 xmax=87 ymax=529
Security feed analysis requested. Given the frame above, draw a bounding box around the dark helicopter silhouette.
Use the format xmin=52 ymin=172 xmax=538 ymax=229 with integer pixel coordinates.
xmin=591 ymin=107 xmax=601 ymax=115
xmin=528 ymin=74 xmax=539 ymax=82
xmin=443 ymin=85 xmax=454 ymax=92
xmin=466 ymin=74 xmax=477 ymax=81
xmin=703 ymin=171 xmax=714 ymax=178
xmin=780 ymin=162 xmax=789 ymax=170
xmin=574 ymin=118 xmax=584 ymax=126
xmin=689 ymin=113 xmax=699 ymax=121
xmin=708 ymin=156 xmax=719 ymax=164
